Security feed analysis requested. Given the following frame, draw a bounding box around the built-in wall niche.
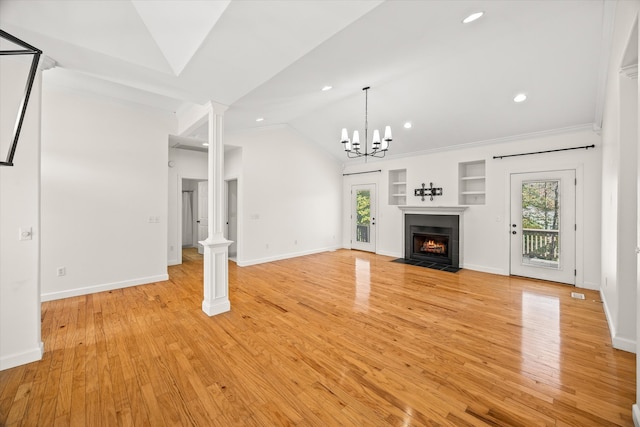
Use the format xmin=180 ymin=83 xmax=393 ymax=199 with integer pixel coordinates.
xmin=389 ymin=169 xmax=407 ymax=205
xmin=458 ymin=160 xmax=486 ymax=205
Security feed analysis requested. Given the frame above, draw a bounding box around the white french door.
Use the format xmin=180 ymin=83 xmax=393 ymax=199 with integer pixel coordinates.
xmin=510 ymin=170 xmax=576 ymax=284
xmin=351 ymin=184 xmax=376 ymax=252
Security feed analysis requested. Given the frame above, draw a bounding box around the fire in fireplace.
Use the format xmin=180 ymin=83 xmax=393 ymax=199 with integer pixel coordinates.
xmin=413 ymin=233 xmax=449 ymax=259
xmin=422 ymin=239 xmax=446 ymax=254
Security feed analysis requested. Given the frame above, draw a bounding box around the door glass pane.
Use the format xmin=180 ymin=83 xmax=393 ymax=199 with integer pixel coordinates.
xmin=355 ymin=189 xmax=371 ymax=243
xmin=521 ymin=180 xmax=560 ymax=269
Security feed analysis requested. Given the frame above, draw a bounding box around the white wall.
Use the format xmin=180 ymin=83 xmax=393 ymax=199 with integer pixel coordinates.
xmin=40 ymin=82 xmax=176 ymax=301
xmin=225 ymin=125 xmax=342 ymax=266
xmin=167 ymin=148 xmax=208 ymax=265
xmin=343 ymin=128 xmax=602 ymax=288
xmin=600 ymin=0 xmax=639 ymax=356
xmin=0 ymin=58 xmax=43 ymax=370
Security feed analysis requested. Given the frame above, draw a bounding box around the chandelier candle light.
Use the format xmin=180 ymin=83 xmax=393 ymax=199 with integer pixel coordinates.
xmin=341 ymin=86 xmax=392 ymax=159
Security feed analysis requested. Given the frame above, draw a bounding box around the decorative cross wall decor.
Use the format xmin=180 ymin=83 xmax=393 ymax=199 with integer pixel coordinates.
xmin=414 ymin=182 xmax=443 ymax=201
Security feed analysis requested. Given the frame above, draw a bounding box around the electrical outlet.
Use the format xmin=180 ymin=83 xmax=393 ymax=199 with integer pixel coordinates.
xmin=57 ymin=267 xmax=66 ymax=277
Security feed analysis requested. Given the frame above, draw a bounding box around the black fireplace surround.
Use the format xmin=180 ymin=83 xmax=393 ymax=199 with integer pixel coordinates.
xmin=405 ymin=214 xmax=460 ymax=268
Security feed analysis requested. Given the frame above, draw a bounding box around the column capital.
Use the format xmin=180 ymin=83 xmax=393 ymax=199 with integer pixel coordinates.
xmin=200 ymin=237 xmax=232 ymax=249
xmin=205 ymin=100 xmax=229 ymax=115
xmin=39 ymin=55 xmax=57 ymax=71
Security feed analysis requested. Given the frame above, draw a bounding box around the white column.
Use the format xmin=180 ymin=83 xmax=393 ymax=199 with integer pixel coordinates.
xmin=201 ymin=101 xmax=231 ymax=316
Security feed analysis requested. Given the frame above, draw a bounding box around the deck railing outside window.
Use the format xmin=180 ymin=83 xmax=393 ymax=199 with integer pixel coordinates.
xmin=522 ymin=228 xmax=559 ymax=261
xmin=356 ymin=224 xmax=369 ymax=243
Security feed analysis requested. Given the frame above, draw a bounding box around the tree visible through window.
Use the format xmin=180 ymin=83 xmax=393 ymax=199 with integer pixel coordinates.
xmin=356 ymin=190 xmax=370 ymax=225
xmin=355 ymin=190 xmax=371 ymax=243
xmin=522 ymin=180 xmax=559 ymax=261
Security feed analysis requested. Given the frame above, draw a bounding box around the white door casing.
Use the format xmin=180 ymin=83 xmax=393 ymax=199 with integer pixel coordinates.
xmin=351 ymin=184 xmax=376 ymax=253
xmin=510 ymin=170 xmax=576 ymax=284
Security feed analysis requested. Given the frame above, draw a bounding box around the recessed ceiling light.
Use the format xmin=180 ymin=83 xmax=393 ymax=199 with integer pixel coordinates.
xmin=256 ymin=117 xmax=264 ymax=122
xmin=513 ymin=93 xmax=527 ymax=103
xmin=202 ymin=142 xmax=209 ymax=147
xmin=322 ymin=85 xmax=333 ymax=91
xmin=404 ymin=122 xmax=412 ymax=129
xmin=462 ymin=11 xmax=484 ymax=24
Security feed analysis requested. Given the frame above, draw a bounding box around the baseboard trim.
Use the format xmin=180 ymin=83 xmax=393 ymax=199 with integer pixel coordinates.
xmin=0 ymin=341 xmax=43 ymax=371
xmin=613 ymin=336 xmax=637 ymax=353
xmin=375 ymin=250 xmax=402 ymax=258
xmin=462 ymin=264 xmax=507 ymax=276
xmin=633 ymin=404 xmax=640 ymax=427
xmin=237 ymin=246 xmax=341 ymax=267
xmin=579 ymin=281 xmax=600 ymax=291
xmin=168 ymin=258 xmax=179 ymax=266
xmin=41 ymin=274 xmax=170 ymax=301
xmin=600 ymin=289 xmax=637 ymax=353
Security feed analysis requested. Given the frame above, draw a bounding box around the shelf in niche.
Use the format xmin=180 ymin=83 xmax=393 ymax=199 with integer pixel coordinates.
xmin=389 ymin=169 xmax=407 ymax=206
xmin=459 ymin=160 xmax=486 ymax=205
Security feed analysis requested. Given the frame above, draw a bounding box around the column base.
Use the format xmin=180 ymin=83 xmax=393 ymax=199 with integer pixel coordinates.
xmin=202 ymin=298 xmax=231 ymax=316
xmin=200 ymin=237 xmax=232 ymax=317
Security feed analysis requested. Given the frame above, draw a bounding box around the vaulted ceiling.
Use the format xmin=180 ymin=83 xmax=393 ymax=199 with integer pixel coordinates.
xmin=0 ymin=1 xmax=611 ymax=161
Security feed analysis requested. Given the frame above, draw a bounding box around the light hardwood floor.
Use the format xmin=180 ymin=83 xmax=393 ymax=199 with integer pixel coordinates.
xmin=0 ymin=249 xmax=635 ymax=426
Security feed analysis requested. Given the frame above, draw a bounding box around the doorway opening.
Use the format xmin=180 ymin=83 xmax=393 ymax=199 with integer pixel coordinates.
xmin=510 ymin=170 xmax=576 ymax=284
xmin=225 ymin=178 xmax=238 ymax=261
xmin=351 ymin=184 xmax=376 ymax=252
xmin=179 ymin=178 xmax=207 ymax=264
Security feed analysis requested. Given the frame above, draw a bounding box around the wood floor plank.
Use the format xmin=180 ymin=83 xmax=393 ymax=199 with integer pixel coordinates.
xmin=0 ymin=249 xmax=635 ymax=425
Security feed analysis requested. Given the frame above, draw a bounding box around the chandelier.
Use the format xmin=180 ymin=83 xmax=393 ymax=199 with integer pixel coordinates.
xmin=341 ymin=86 xmax=392 ymax=159
xmin=0 ymin=30 xmax=41 ymax=167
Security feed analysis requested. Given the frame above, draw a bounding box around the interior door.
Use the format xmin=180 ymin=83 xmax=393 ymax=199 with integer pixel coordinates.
xmin=197 ymin=180 xmax=208 ymax=255
xmin=225 ymin=179 xmax=238 ymax=258
xmin=510 ymin=170 xmax=575 ymax=284
xmin=351 ymin=184 xmax=376 ymax=252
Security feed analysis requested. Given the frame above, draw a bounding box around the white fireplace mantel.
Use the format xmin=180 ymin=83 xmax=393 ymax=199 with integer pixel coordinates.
xmin=398 ymin=206 xmax=469 ymax=215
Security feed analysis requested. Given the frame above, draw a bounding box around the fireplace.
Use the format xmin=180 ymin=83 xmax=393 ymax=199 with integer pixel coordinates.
xmin=405 ymin=214 xmax=460 ymax=267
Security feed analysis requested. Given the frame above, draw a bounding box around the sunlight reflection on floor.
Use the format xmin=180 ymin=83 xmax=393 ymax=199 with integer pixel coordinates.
xmin=521 ymin=291 xmax=561 ymax=377
xmin=354 ymin=257 xmax=371 ymax=311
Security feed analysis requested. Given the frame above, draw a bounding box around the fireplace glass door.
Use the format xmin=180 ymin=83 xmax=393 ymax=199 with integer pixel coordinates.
xmin=510 ymin=170 xmax=575 ymax=284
